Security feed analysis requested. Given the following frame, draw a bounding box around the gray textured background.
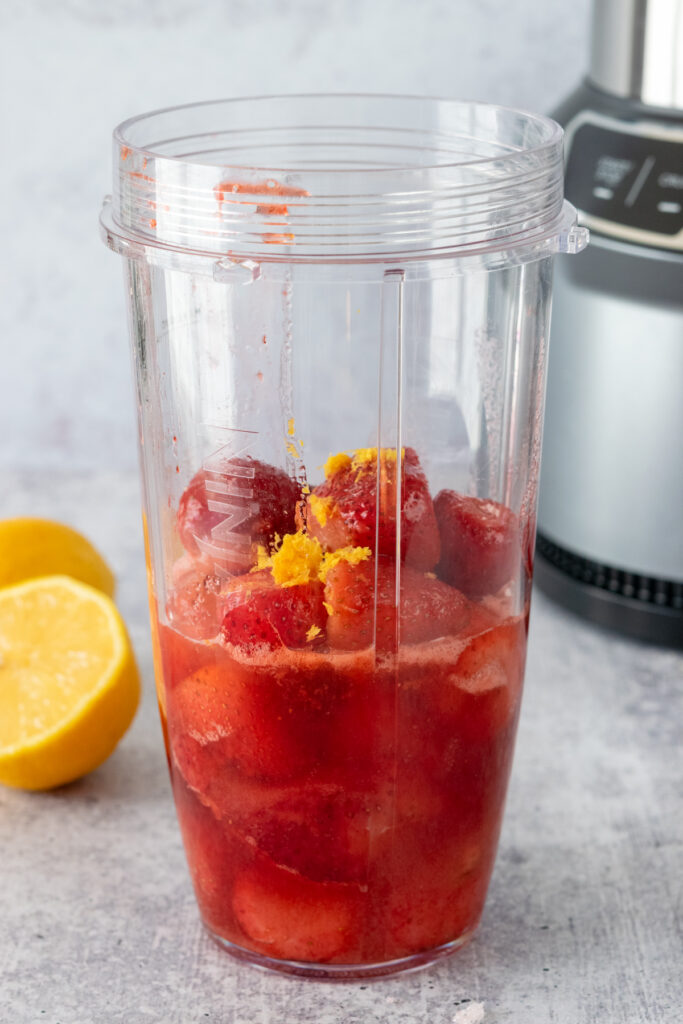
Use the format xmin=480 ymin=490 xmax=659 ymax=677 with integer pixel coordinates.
xmin=1 ymin=0 xmax=591 ymax=471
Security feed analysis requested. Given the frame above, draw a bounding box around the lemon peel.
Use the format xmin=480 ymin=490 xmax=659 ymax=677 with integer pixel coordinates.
xmin=0 ymin=518 xmax=115 ymax=596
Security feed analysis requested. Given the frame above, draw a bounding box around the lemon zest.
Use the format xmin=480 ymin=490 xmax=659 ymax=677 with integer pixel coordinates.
xmin=287 ymin=417 xmax=295 ymax=437
xmin=324 ymin=452 xmax=352 ymax=478
xmin=323 ymin=601 xmax=334 ymax=617
xmin=306 ymin=625 xmax=322 ymax=642
xmin=318 ymin=545 xmax=372 ymax=584
xmin=253 ymin=544 xmax=272 ymax=571
xmin=270 ymin=531 xmax=323 ymax=588
xmin=350 ymin=447 xmax=405 ymax=475
xmin=309 ymin=493 xmax=335 ymax=527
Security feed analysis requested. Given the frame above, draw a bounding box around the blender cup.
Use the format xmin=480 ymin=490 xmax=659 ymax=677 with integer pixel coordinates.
xmin=101 ymin=95 xmax=586 ymax=979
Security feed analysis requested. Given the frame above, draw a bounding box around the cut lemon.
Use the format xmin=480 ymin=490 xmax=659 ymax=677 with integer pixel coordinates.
xmin=0 ymin=575 xmax=140 ymax=790
xmin=0 ymin=518 xmax=115 ymax=596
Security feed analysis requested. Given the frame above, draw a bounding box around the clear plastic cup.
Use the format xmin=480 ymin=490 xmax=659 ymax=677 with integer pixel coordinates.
xmin=101 ymin=95 xmax=586 ymax=979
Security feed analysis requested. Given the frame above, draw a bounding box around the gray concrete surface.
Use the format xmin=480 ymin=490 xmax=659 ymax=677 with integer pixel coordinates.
xmin=1 ymin=470 xmax=682 ymax=1023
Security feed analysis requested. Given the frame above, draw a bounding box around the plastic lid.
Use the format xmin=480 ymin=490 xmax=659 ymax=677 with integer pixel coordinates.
xmin=104 ymin=94 xmax=587 ymax=265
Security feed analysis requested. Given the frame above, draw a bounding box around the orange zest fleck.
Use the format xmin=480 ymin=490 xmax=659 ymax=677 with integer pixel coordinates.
xmin=317 ymin=545 xmax=372 ymax=584
xmin=351 ymin=447 xmax=403 ymax=473
xmin=253 ymin=544 xmax=272 ymax=571
xmin=324 ymin=452 xmax=352 ymax=479
xmin=256 ymin=531 xmax=371 ymax=592
xmin=269 ymin=532 xmax=323 ymax=588
xmin=309 ymin=494 xmax=335 ymax=527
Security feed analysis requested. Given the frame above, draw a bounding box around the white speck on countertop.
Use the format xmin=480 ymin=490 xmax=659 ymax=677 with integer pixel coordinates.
xmin=453 ymin=1004 xmax=485 ymax=1024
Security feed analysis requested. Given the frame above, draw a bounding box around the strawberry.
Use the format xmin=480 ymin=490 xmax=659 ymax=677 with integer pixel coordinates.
xmin=226 ymin=782 xmax=381 ymax=884
xmin=232 ymin=854 xmax=363 ymax=962
xmin=166 ymin=556 xmax=225 ymax=641
xmin=381 ymin=842 xmax=491 ymax=958
xmin=176 ymin=459 xmax=300 ymax=573
xmin=172 ymin=776 xmax=244 ymax=935
xmin=300 ymin=447 xmax=440 ymax=570
xmin=324 ymin=556 xmax=469 ymax=651
xmin=158 ymin=623 xmax=217 ymax=698
xmin=440 ymin=618 xmax=526 ymax=743
xmin=220 ymin=568 xmax=326 ymax=652
xmin=167 ymin=659 xmax=320 ymax=785
xmin=434 ymin=490 xmax=519 ymax=598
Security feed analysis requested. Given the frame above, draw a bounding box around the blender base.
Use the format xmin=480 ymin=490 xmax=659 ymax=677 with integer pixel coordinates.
xmin=535 ymin=534 xmax=683 ymax=650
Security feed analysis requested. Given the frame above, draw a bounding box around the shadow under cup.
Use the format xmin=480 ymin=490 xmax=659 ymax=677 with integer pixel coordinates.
xmin=101 ymin=94 xmax=586 ymax=978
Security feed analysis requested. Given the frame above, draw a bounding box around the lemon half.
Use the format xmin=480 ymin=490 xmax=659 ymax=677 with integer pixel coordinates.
xmin=0 ymin=518 xmax=115 ymax=596
xmin=0 ymin=575 xmax=139 ymax=790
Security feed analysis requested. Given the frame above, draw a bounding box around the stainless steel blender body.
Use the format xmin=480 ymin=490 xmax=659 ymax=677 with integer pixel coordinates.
xmin=536 ymin=0 xmax=683 ymax=646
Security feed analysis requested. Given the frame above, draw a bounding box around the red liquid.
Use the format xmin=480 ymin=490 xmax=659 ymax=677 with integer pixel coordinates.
xmin=156 ymin=452 xmax=528 ymax=973
xmin=160 ymin=605 xmax=524 ymax=970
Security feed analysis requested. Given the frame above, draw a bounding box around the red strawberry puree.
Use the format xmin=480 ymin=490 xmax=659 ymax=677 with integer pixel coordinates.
xmin=159 ymin=447 xmax=527 ymax=971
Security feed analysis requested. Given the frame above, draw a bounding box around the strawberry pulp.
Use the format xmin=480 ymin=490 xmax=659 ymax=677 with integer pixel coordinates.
xmin=159 ymin=450 xmax=528 ymax=972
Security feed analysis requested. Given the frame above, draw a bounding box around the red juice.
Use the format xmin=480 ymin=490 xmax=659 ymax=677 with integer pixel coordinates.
xmin=157 ymin=447 xmax=527 ymax=975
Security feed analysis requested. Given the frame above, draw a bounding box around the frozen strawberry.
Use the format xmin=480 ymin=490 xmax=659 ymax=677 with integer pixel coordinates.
xmin=228 ymin=783 xmax=382 ymax=884
xmin=441 ymin=619 xmax=526 ymax=742
xmin=158 ymin=621 xmax=220 ymax=698
xmin=324 ymin=557 xmax=469 ymax=651
xmin=220 ymin=568 xmax=326 ymax=652
xmin=166 ymin=557 xmax=225 ymax=641
xmin=460 ymin=601 xmax=500 ymax=639
xmin=167 ymin=659 xmax=320 ymax=785
xmin=324 ymin=663 xmax=396 ymax=783
xmin=300 ymin=447 xmax=440 ymax=570
xmin=434 ymin=490 xmax=519 ymax=598
xmin=232 ymin=854 xmax=363 ymax=962
xmin=172 ymin=776 xmax=244 ymax=934
xmin=382 ymin=845 xmax=490 ymax=958
xmin=177 ymin=459 xmax=300 ymax=573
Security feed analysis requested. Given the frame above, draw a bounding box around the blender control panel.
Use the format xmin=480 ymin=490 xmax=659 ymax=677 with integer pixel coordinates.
xmin=565 ymin=117 xmax=683 ymax=250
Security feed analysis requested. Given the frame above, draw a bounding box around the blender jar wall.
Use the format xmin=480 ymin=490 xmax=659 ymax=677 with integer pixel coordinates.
xmin=124 ymin=251 xmax=553 ymax=973
xmin=105 ymin=95 xmax=584 ymax=976
xmin=128 ymin=257 xmax=554 ymax=627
